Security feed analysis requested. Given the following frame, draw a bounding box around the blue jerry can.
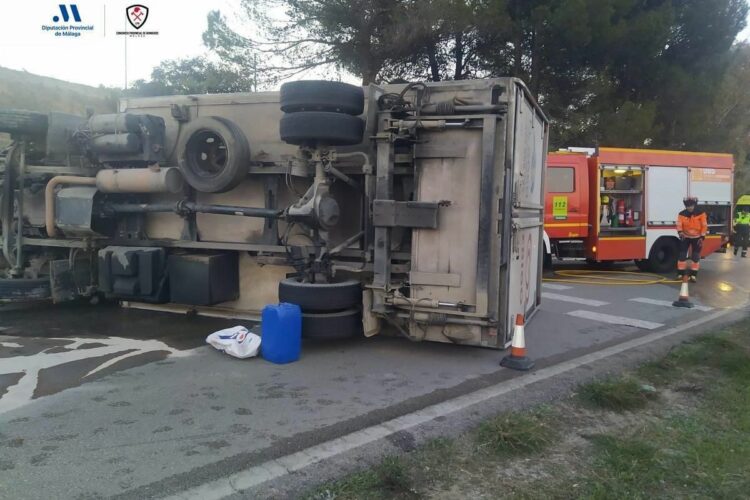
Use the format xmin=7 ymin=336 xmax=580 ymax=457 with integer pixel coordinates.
xmin=261 ymin=303 xmax=302 ymax=364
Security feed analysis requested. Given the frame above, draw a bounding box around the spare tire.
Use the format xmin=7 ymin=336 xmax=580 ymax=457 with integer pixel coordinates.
xmin=279 ymin=112 xmax=364 ymax=146
xmin=177 ymin=117 xmax=250 ymax=193
xmin=0 ymin=110 xmax=48 ymax=136
xmin=279 ymin=278 xmax=362 ymax=312
xmin=280 ymin=81 xmax=364 ymax=115
xmin=0 ymin=277 xmax=51 ymax=301
xmin=302 ymin=309 xmax=363 ymax=339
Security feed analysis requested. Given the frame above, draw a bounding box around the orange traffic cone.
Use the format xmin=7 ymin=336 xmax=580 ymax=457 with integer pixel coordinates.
xmin=500 ymin=314 xmax=534 ymax=371
xmin=672 ymin=274 xmax=694 ymax=308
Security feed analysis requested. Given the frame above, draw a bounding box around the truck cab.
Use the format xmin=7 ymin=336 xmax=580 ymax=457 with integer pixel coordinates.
xmin=544 ymin=152 xmax=590 ymax=260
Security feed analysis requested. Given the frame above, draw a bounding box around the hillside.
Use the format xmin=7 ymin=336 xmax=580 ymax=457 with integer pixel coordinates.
xmin=0 ymin=66 xmax=120 ymax=147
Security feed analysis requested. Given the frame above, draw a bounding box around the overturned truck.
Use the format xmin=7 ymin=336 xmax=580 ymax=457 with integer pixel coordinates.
xmin=0 ymin=78 xmax=547 ymax=348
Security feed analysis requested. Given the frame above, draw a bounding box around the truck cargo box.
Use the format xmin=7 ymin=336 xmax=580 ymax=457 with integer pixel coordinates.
xmin=1 ymin=78 xmax=548 ymax=348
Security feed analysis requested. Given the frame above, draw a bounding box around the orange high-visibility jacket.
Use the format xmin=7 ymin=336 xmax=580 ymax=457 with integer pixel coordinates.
xmin=677 ymin=209 xmax=708 ymax=238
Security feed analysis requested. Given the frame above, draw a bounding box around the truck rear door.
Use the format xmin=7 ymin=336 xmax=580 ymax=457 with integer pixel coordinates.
xmin=502 ymin=82 xmax=548 ymax=345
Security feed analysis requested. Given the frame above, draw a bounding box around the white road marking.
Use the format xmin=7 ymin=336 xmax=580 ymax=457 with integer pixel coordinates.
xmin=629 ymin=297 xmax=713 ymax=312
xmin=0 ymin=341 xmax=23 ymax=349
xmin=567 ymin=310 xmax=663 ymax=330
xmin=542 ymin=283 xmax=572 ymax=290
xmin=166 ymin=307 xmax=740 ymax=500
xmin=542 ymin=292 xmax=608 ymax=307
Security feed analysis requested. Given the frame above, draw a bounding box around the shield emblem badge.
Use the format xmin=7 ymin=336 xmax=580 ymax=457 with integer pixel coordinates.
xmin=126 ymin=4 xmax=149 ymax=30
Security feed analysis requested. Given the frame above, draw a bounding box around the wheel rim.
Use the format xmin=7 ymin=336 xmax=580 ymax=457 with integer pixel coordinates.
xmin=185 ymin=130 xmax=229 ymax=179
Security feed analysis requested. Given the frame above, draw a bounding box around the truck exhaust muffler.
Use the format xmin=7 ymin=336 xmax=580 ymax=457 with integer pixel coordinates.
xmin=95 ymin=167 xmax=183 ymax=194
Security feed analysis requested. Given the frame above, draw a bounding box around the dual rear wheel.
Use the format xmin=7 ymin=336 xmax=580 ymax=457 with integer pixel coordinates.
xmin=278 ymin=278 xmax=363 ymax=339
xmin=278 ymin=81 xmax=365 ymax=147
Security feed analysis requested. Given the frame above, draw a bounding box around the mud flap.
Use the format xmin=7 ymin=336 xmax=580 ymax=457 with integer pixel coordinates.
xmin=362 ymin=289 xmax=381 ymax=337
xmin=50 ymin=258 xmax=93 ymax=303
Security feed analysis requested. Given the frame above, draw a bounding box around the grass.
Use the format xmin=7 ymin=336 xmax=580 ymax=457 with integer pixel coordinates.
xmin=578 ymin=377 xmax=657 ymax=411
xmin=304 ymin=319 xmax=750 ymax=499
xmin=306 ymin=456 xmax=416 ymax=500
xmin=572 ymin=331 xmax=750 ymax=499
xmin=475 ymin=407 xmax=557 ymax=457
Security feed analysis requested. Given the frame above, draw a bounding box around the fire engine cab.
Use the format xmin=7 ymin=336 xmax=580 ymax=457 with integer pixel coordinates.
xmin=544 ymin=147 xmax=734 ymax=272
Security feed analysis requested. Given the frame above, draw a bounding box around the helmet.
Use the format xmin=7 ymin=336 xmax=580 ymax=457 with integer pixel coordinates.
xmin=683 ymin=196 xmax=698 ymax=207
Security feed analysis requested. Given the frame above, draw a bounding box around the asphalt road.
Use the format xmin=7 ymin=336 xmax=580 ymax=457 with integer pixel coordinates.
xmin=0 ymin=252 xmax=748 ymax=499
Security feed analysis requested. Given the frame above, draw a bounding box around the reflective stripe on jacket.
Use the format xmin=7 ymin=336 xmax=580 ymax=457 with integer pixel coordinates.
xmin=677 ymin=209 xmax=707 ymax=238
xmin=734 ymin=212 xmax=750 ymax=226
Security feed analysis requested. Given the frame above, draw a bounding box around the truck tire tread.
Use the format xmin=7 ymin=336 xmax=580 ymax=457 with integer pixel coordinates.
xmin=302 ymin=308 xmax=362 ymax=339
xmin=0 ymin=110 xmax=48 ymax=136
xmin=279 ymin=112 xmax=364 ymax=146
xmin=279 ymin=278 xmax=362 ymax=312
xmin=280 ymin=81 xmax=364 ymax=115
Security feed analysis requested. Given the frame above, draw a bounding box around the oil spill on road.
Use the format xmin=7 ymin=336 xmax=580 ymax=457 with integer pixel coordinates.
xmin=0 ymin=336 xmax=193 ymax=415
xmin=0 ymin=301 xmax=257 ymax=414
xmin=0 ymin=302 xmax=248 ymax=350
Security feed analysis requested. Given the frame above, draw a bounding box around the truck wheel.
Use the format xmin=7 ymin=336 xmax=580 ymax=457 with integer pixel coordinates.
xmin=648 ymin=238 xmax=679 ymax=274
xmin=302 ymin=309 xmax=363 ymax=339
xmin=278 ymin=278 xmax=362 ymax=312
xmin=280 ymin=81 xmax=364 ymax=115
xmin=177 ymin=117 xmax=250 ymax=193
xmin=634 ymin=259 xmax=652 ymax=272
xmin=0 ymin=277 xmax=51 ymax=301
xmin=279 ymin=112 xmax=364 ymax=146
xmin=0 ymin=110 xmax=48 ymax=136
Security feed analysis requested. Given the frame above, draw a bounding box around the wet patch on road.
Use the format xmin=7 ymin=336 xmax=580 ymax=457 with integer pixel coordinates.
xmin=0 ymin=302 xmax=251 ymax=350
xmin=0 ymin=335 xmax=194 ymax=415
xmin=0 ymin=372 xmax=23 ymax=399
xmin=0 ymin=304 xmax=251 ymax=414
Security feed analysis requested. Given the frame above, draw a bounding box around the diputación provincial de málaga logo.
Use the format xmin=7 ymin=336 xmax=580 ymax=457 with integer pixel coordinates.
xmin=41 ymin=4 xmax=95 ymax=37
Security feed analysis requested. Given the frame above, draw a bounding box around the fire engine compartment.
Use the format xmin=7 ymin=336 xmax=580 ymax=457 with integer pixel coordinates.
xmin=0 ymin=78 xmax=548 ymax=349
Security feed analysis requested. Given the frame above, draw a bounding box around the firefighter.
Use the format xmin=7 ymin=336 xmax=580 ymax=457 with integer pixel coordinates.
xmin=677 ymin=196 xmax=707 ymax=282
xmin=733 ymin=206 xmax=750 ymax=257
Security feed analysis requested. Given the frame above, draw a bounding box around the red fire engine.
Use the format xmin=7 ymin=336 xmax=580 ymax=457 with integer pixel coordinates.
xmin=543 ymin=147 xmax=734 ymax=272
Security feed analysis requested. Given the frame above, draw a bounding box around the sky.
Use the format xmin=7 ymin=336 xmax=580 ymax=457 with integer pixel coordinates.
xmin=1 ymin=0 xmax=749 ymax=90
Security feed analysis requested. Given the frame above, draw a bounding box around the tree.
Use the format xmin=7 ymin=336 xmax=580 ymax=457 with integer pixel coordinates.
xmin=707 ymin=43 xmax=750 ymax=194
xmin=201 ymin=0 xmax=747 ymax=162
xmin=204 ymin=2 xmax=421 ymax=86
xmin=202 ymin=1 xmax=492 ymax=86
xmin=127 ymin=56 xmax=255 ymax=97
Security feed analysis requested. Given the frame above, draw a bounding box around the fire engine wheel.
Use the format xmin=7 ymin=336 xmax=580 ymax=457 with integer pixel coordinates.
xmin=279 ymin=112 xmax=364 ymax=146
xmin=634 ymin=259 xmax=652 ymax=272
xmin=280 ymin=81 xmax=365 ymax=115
xmin=0 ymin=109 xmax=48 ymax=136
xmin=278 ymin=278 xmax=362 ymax=312
xmin=543 ymin=252 xmax=552 ymax=269
xmin=648 ymin=238 xmax=679 ymax=274
xmin=0 ymin=277 xmax=51 ymax=301
xmin=301 ymin=308 xmax=363 ymax=339
xmin=177 ymin=117 xmax=250 ymax=193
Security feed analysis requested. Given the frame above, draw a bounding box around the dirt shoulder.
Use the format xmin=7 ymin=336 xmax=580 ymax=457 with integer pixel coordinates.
xmin=305 ymin=317 xmax=750 ymax=499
